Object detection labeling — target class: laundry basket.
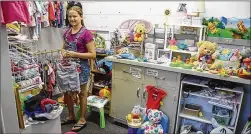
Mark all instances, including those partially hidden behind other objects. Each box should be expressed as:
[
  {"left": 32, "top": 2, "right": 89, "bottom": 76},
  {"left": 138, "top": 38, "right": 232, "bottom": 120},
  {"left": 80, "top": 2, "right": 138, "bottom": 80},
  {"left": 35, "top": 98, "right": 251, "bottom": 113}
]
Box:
[{"left": 183, "top": 103, "right": 201, "bottom": 117}]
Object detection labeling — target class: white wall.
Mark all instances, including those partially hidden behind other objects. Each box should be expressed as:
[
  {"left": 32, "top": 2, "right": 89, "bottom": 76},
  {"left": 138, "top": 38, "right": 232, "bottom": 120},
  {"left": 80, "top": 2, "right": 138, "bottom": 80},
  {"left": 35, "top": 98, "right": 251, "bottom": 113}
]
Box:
[
  {"left": 82, "top": 1, "right": 250, "bottom": 29},
  {"left": 81, "top": 1, "right": 250, "bottom": 49}
]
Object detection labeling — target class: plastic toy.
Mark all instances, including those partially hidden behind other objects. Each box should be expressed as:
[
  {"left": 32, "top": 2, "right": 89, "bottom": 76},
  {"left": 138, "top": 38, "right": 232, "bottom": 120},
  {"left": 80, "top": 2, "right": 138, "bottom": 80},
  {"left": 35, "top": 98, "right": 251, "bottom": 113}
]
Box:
[
  {"left": 167, "top": 38, "right": 178, "bottom": 50},
  {"left": 237, "top": 57, "right": 251, "bottom": 79},
  {"left": 195, "top": 56, "right": 209, "bottom": 72},
  {"left": 230, "top": 49, "right": 241, "bottom": 62},
  {"left": 177, "top": 43, "right": 188, "bottom": 50},
  {"left": 169, "top": 55, "right": 184, "bottom": 67},
  {"left": 210, "top": 48, "right": 241, "bottom": 75},
  {"left": 181, "top": 57, "right": 194, "bottom": 69},
  {"left": 126, "top": 105, "right": 145, "bottom": 128},
  {"left": 99, "top": 86, "right": 111, "bottom": 100},
  {"left": 134, "top": 23, "right": 146, "bottom": 42},
  {"left": 141, "top": 109, "right": 164, "bottom": 134}
]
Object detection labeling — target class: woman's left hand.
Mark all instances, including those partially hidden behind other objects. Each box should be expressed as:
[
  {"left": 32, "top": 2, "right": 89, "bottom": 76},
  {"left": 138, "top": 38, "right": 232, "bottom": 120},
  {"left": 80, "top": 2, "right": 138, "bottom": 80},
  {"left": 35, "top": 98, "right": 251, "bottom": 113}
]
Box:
[{"left": 63, "top": 50, "right": 76, "bottom": 58}]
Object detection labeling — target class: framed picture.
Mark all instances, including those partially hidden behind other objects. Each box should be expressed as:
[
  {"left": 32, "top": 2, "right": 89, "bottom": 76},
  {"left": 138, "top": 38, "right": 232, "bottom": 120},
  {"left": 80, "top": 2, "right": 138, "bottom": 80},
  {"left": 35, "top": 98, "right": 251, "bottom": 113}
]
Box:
[
  {"left": 157, "top": 49, "right": 172, "bottom": 63},
  {"left": 180, "top": 26, "right": 197, "bottom": 34}
]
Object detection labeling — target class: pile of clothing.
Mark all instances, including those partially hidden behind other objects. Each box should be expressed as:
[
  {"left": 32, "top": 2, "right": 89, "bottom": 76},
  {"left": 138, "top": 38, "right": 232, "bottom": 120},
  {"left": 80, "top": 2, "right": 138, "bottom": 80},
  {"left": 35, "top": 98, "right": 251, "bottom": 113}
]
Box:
[{"left": 23, "top": 91, "right": 63, "bottom": 122}]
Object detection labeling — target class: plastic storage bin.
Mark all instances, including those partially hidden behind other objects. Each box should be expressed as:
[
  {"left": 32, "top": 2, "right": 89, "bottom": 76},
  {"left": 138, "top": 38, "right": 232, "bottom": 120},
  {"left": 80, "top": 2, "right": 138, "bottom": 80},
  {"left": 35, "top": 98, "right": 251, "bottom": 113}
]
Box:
[
  {"left": 212, "top": 106, "right": 232, "bottom": 126},
  {"left": 183, "top": 103, "right": 201, "bottom": 117}
]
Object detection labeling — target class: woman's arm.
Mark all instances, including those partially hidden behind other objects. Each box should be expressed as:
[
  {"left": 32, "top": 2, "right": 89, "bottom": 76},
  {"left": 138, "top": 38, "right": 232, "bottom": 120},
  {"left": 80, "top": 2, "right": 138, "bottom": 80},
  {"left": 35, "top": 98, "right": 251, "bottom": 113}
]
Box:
[{"left": 68, "top": 40, "right": 96, "bottom": 59}]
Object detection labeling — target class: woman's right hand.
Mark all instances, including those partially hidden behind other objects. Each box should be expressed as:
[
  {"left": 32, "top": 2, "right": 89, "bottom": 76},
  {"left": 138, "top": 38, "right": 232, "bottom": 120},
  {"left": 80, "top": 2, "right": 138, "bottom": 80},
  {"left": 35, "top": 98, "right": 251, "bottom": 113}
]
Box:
[{"left": 61, "top": 49, "right": 68, "bottom": 58}]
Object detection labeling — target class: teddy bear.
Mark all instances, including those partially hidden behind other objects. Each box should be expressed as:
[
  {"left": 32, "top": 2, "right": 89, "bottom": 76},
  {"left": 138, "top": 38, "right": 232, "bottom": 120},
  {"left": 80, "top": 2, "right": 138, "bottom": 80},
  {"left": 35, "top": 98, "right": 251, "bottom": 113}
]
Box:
[
  {"left": 134, "top": 23, "right": 146, "bottom": 42},
  {"left": 193, "top": 41, "right": 218, "bottom": 71},
  {"left": 141, "top": 109, "right": 164, "bottom": 134}
]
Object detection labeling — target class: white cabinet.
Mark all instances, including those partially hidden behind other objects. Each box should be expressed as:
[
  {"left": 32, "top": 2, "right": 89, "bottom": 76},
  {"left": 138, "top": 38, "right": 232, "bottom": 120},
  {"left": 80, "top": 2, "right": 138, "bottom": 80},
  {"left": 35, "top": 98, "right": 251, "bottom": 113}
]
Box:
[{"left": 111, "top": 62, "right": 181, "bottom": 133}]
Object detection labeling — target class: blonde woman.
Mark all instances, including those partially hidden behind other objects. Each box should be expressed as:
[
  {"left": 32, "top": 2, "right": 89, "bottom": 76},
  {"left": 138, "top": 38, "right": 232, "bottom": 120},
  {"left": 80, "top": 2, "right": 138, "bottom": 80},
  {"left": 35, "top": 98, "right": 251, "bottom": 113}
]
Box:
[{"left": 61, "top": 4, "right": 96, "bottom": 132}]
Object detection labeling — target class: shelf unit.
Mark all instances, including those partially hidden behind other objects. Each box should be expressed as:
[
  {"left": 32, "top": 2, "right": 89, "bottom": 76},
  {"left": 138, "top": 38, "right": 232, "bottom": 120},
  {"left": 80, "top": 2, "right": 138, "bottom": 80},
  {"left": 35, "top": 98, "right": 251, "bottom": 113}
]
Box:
[
  {"left": 175, "top": 76, "right": 244, "bottom": 133},
  {"left": 164, "top": 24, "right": 207, "bottom": 50}
]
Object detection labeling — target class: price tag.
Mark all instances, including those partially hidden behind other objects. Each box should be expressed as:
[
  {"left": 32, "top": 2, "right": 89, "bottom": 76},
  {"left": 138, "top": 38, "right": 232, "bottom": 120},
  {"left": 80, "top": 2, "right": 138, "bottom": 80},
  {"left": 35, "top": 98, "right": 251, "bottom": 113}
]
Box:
[{"left": 146, "top": 69, "right": 158, "bottom": 77}]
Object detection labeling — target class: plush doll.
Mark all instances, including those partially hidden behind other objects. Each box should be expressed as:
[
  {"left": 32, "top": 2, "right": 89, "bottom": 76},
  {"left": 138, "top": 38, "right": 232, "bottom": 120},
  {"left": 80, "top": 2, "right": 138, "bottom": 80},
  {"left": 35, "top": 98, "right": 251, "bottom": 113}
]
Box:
[
  {"left": 141, "top": 109, "right": 164, "bottom": 134},
  {"left": 193, "top": 41, "right": 218, "bottom": 70},
  {"left": 134, "top": 23, "right": 146, "bottom": 42}
]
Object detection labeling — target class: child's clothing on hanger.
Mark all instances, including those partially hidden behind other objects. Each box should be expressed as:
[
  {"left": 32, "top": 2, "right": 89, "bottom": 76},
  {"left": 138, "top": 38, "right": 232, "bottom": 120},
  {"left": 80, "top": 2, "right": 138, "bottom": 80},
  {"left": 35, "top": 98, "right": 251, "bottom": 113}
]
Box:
[{"left": 146, "top": 85, "right": 167, "bottom": 110}]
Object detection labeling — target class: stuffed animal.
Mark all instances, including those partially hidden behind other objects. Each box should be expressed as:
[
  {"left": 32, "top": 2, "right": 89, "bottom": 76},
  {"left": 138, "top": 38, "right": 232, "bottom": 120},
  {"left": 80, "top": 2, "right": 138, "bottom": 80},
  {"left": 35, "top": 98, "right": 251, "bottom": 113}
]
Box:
[
  {"left": 141, "top": 109, "right": 164, "bottom": 134},
  {"left": 134, "top": 23, "right": 146, "bottom": 42},
  {"left": 194, "top": 41, "right": 218, "bottom": 70}
]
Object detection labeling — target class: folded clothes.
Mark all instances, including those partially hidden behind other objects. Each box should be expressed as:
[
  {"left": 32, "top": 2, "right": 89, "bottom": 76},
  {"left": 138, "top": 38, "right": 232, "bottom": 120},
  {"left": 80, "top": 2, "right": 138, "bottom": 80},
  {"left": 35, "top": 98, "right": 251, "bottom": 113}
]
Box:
[
  {"left": 34, "top": 106, "right": 63, "bottom": 120},
  {"left": 40, "top": 98, "right": 57, "bottom": 112}
]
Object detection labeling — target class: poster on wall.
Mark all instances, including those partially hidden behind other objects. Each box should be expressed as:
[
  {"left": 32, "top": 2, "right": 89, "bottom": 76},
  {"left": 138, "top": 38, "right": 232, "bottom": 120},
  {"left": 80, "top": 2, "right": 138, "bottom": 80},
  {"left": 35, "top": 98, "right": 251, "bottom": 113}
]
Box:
[{"left": 202, "top": 17, "right": 250, "bottom": 40}]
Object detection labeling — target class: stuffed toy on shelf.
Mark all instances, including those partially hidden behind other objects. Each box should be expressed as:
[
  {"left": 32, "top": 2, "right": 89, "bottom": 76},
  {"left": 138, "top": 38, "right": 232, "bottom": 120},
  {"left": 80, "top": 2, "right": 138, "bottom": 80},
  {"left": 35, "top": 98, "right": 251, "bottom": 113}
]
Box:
[
  {"left": 193, "top": 41, "right": 218, "bottom": 71},
  {"left": 134, "top": 23, "right": 146, "bottom": 42},
  {"left": 237, "top": 47, "right": 251, "bottom": 79}
]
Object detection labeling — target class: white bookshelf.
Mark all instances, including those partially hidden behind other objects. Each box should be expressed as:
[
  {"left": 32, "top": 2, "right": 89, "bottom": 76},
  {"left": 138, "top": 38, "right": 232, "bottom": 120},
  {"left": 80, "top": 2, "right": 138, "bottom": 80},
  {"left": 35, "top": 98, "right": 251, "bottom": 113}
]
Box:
[{"left": 175, "top": 76, "right": 244, "bottom": 133}]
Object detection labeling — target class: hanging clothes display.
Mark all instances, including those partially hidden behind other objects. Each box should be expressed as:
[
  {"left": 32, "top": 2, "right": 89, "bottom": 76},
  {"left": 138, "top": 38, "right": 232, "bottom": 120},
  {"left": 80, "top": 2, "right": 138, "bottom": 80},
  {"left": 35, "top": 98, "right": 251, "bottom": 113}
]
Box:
[
  {"left": 1, "top": 1, "right": 31, "bottom": 24},
  {"left": 0, "top": 4, "right": 4, "bottom": 24}
]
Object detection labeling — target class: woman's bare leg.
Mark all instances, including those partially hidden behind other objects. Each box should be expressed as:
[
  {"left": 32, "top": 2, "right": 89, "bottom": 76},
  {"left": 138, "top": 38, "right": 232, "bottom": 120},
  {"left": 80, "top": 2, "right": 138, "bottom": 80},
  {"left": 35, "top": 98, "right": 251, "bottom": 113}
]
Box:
[
  {"left": 64, "top": 92, "right": 76, "bottom": 120},
  {"left": 72, "top": 84, "right": 87, "bottom": 130}
]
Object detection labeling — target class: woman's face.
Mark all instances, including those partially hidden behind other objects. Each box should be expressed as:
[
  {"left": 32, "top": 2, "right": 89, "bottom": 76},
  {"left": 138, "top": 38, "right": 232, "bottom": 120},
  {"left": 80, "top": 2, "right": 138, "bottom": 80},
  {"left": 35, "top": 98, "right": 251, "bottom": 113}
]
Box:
[{"left": 68, "top": 10, "right": 83, "bottom": 26}]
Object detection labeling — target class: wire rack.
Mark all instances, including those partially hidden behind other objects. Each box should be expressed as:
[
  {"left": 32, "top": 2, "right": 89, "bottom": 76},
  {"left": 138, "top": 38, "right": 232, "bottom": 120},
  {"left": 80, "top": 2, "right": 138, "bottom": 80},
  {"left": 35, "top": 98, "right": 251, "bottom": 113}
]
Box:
[{"left": 8, "top": 39, "right": 42, "bottom": 92}]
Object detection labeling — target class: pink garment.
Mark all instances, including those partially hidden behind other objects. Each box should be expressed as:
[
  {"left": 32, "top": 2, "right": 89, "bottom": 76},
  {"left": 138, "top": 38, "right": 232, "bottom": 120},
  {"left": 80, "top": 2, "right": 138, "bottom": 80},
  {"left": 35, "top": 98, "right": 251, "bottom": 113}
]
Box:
[
  {"left": 0, "top": 4, "right": 4, "bottom": 24},
  {"left": 1, "top": 1, "right": 31, "bottom": 24},
  {"left": 47, "top": 64, "right": 55, "bottom": 92}
]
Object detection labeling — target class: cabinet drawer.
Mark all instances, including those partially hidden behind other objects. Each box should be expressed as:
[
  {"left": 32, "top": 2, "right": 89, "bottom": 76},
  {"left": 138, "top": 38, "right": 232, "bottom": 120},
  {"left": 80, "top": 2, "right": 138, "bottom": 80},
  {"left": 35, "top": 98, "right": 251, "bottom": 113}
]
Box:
[
  {"left": 144, "top": 68, "right": 178, "bottom": 88},
  {"left": 113, "top": 63, "right": 144, "bottom": 82}
]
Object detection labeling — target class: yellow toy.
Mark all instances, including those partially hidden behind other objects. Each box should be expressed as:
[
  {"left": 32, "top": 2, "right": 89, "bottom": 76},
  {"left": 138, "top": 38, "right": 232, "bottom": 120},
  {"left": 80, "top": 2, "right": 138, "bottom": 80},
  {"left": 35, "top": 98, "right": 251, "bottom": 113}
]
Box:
[
  {"left": 193, "top": 41, "right": 218, "bottom": 69},
  {"left": 99, "top": 86, "right": 111, "bottom": 100},
  {"left": 134, "top": 23, "right": 146, "bottom": 42},
  {"left": 126, "top": 105, "right": 144, "bottom": 128},
  {"left": 208, "top": 22, "right": 218, "bottom": 34}
]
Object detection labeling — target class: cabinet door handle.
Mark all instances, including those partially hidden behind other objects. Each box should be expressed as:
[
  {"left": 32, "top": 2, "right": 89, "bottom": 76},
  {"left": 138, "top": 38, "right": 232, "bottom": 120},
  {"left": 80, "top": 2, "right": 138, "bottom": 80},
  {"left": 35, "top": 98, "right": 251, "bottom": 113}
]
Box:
[
  {"left": 137, "top": 88, "right": 140, "bottom": 98},
  {"left": 155, "top": 76, "right": 165, "bottom": 80},
  {"left": 173, "top": 95, "right": 176, "bottom": 103},
  {"left": 143, "top": 89, "right": 146, "bottom": 99},
  {"left": 122, "top": 70, "right": 131, "bottom": 74}
]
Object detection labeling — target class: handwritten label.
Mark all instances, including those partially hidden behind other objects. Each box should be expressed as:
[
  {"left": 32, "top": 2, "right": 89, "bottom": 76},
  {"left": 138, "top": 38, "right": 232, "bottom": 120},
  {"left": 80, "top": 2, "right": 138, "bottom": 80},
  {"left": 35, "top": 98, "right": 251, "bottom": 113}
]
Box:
[
  {"left": 130, "top": 67, "right": 142, "bottom": 79},
  {"left": 146, "top": 69, "right": 158, "bottom": 77}
]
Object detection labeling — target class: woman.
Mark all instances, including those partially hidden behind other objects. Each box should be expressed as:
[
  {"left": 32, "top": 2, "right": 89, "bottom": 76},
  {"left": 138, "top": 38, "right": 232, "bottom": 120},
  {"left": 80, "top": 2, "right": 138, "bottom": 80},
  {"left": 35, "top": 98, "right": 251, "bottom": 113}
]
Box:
[{"left": 61, "top": 5, "right": 96, "bottom": 132}]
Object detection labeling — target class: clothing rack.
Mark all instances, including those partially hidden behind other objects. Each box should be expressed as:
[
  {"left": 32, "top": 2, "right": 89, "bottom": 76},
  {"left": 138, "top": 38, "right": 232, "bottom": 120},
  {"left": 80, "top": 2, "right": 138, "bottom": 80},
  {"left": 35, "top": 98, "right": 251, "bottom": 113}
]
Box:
[
  {"left": 33, "top": 49, "right": 62, "bottom": 55},
  {"left": 34, "top": 49, "right": 95, "bottom": 70}
]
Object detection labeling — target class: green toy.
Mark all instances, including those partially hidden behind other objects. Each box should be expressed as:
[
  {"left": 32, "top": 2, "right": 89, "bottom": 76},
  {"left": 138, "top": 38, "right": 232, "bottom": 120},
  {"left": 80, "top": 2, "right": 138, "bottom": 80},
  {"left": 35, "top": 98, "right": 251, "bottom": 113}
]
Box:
[
  {"left": 181, "top": 58, "right": 194, "bottom": 69},
  {"left": 169, "top": 55, "right": 184, "bottom": 67}
]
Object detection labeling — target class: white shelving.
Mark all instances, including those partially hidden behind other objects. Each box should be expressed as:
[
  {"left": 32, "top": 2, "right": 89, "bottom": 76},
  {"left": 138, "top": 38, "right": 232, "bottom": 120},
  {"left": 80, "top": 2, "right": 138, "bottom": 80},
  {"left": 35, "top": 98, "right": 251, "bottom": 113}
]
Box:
[
  {"left": 175, "top": 76, "right": 244, "bottom": 133},
  {"left": 170, "top": 24, "right": 207, "bottom": 28}
]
